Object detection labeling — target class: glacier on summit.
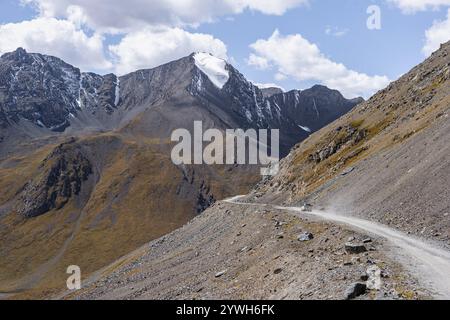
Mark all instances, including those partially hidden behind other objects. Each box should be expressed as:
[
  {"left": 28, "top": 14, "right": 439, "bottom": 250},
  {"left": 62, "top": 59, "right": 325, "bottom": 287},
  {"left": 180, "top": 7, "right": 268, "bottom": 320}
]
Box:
[{"left": 193, "top": 52, "right": 230, "bottom": 89}]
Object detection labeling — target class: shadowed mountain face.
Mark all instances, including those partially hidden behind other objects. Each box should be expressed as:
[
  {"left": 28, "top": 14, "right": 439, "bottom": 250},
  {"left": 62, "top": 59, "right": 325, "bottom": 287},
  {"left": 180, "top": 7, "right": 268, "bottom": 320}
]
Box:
[
  {"left": 0, "top": 49, "right": 362, "bottom": 155},
  {"left": 268, "top": 86, "right": 365, "bottom": 133},
  {"left": 260, "top": 87, "right": 284, "bottom": 98},
  {"left": 0, "top": 48, "right": 360, "bottom": 297},
  {"left": 0, "top": 48, "right": 118, "bottom": 132}
]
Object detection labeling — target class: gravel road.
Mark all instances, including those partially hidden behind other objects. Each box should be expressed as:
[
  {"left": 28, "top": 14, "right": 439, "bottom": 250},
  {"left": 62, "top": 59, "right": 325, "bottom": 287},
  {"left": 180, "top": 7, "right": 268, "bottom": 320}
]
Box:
[{"left": 226, "top": 196, "right": 450, "bottom": 299}]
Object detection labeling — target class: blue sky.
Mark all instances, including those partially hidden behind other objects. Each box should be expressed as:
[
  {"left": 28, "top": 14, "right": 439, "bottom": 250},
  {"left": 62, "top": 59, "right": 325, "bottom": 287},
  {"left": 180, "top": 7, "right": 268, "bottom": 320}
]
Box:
[
  {"left": 0, "top": 0, "right": 449, "bottom": 98},
  {"left": 198, "top": 0, "right": 440, "bottom": 87}
]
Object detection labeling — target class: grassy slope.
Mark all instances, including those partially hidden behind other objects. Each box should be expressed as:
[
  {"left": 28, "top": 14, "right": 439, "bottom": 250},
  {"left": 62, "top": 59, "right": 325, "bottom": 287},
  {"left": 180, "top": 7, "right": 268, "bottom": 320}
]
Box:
[{"left": 0, "top": 131, "right": 258, "bottom": 298}]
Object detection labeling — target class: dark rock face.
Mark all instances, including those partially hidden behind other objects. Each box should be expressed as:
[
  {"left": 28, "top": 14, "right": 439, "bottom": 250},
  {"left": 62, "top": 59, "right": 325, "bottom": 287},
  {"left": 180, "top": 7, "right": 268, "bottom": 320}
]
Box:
[
  {"left": 260, "top": 87, "right": 284, "bottom": 98},
  {"left": 119, "top": 56, "right": 194, "bottom": 111},
  {"left": 267, "top": 85, "right": 364, "bottom": 135},
  {"left": 15, "top": 139, "right": 93, "bottom": 218},
  {"left": 345, "top": 243, "right": 368, "bottom": 254},
  {"left": 0, "top": 48, "right": 360, "bottom": 155},
  {"left": 308, "top": 125, "right": 368, "bottom": 163},
  {"left": 190, "top": 60, "right": 362, "bottom": 156},
  {"left": 0, "top": 48, "right": 118, "bottom": 131},
  {"left": 79, "top": 72, "right": 118, "bottom": 114},
  {"left": 0, "top": 48, "right": 80, "bottom": 130},
  {"left": 196, "top": 181, "right": 215, "bottom": 214}
]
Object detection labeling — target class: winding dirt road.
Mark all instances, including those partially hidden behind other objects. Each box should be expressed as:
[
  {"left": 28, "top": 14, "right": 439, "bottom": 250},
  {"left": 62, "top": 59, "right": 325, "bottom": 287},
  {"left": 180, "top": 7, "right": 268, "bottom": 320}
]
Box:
[{"left": 225, "top": 196, "right": 450, "bottom": 299}]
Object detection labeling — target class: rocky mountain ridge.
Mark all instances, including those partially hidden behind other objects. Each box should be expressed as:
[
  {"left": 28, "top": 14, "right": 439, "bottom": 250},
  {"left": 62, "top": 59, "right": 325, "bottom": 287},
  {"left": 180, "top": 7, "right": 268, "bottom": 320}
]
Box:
[
  {"left": 0, "top": 48, "right": 362, "bottom": 298},
  {"left": 0, "top": 49, "right": 362, "bottom": 156}
]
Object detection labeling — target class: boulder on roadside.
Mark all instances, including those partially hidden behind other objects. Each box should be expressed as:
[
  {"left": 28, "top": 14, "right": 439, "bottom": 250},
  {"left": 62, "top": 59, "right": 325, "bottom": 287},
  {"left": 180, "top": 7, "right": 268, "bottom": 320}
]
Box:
[
  {"left": 341, "top": 167, "right": 355, "bottom": 176},
  {"left": 366, "top": 265, "right": 382, "bottom": 290},
  {"left": 215, "top": 270, "right": 227, "bottom": 278},
  {"left": 345, "top": 243, "right": 367, "bottom": 254},
  {"left": 298, "top": 232, "right": 314, "bottom": 242},
  {"left": 345, "top": 282, "right": 367, "bottom": 300},
  {"left": 273, "top": 268, "right": 283, "bottom": 274},
  {"left": 299, "top": 204, "right": 313, "bottom": 212}
]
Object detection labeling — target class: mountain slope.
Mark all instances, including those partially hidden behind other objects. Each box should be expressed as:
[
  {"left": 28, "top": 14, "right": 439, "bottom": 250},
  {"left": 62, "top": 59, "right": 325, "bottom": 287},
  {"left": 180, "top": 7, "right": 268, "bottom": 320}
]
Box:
[
  {"left": 65, "top": 41, "right": 450, "bottom": 301},
  {"left": 66, "top": 200, "right": 426, "bottom": 300},
  {"left": 251, "top": 42, "right": 450, "bottom": 246},
  {"left": 0, "top": 49, "right": 360, "bottom": 298}
]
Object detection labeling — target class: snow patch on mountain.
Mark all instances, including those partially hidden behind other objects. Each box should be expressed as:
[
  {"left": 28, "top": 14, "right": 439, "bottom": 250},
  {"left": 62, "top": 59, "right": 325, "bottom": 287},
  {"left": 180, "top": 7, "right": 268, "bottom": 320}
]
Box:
[
  {"left": 298, "top": 125, "right": 312, "bottom": 133},
  {"left": 194, "top": 53, "right": 229, "bottom": 89},
  {"left": 114, "top": 78, "right": 120, "bottom": 106},
  {"left": 77, "top": 75, "right": 84, "bottom": 108},
  {"left": 313, "top": 98, "right": 320, "bottom": 118},
  {"left": 245, "top": 110, "right": 253, "bottom": 122}
]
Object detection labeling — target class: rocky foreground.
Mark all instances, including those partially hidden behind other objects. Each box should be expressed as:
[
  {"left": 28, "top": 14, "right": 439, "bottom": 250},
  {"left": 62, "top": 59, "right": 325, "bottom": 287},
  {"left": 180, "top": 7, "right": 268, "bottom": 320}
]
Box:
[{"left": 65, "top": 201, "right": 428, "bottom": 300}]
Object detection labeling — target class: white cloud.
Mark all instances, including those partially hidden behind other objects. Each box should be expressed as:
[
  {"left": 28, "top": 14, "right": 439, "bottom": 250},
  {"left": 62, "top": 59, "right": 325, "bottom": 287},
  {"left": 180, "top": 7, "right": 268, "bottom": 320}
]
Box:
[
  {"left": 275, "top": 73, "right": 288, "bottom": 81},
  {"left": 387, "top": 1, "right": 450, "bottom": 56},
  {"left": 388, "top": 0, "right": 450, "bottom": 13},
  {"left": 423, "top": 8, "right": 450, "bottom": 55},
  {"left": 248, "top": 30, "right": 390, "bottom": 98},
  {"left": 22, "top": 0, "right": 308, "bottom": 32},
  {"left": 239, "top": 0, "right": 308, "bottom": 15},
  {"left": 0, "top": 17, "right": 229, "bottom": 76},
  {"left": 0, "top": 17, "right": 112, "bottom": 71},
  {"left": 109, "top": 27, "right": 228, "bottom": 75},
  {"left": 325, "top": 26, "right": 349, "bottom": 37},
  {"left": 9, "top": 1, "right": 309, "bottom": 76},
  {"left": 247, "top": 53, "right": 271, "bottom": 70}
]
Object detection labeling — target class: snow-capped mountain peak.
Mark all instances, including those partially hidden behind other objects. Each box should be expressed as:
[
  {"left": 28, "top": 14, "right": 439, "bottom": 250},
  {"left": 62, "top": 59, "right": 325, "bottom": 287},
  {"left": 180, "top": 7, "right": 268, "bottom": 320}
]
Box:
[
  {"left": 0, "top": 48, "right": 362, "bottom": 157},
  {"left": 193, "top": 52, "right": 230, "bottom": 89}
]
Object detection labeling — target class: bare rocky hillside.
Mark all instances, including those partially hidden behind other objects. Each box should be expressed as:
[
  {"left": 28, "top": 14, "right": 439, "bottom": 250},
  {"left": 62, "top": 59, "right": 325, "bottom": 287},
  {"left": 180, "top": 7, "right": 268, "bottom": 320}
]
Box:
[
  {"left": 252, "top": 41, "right": 450, "bottom": 247},
  {"left": 62, "top": 42, "right": 450, "bottom": 301}
]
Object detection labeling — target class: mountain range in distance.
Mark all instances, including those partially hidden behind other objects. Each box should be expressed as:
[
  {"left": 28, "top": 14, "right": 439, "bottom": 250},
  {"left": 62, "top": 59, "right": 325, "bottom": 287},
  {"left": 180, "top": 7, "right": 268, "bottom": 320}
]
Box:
[{"left": 0, "top": 47, "right": 363, "bottom": 298}]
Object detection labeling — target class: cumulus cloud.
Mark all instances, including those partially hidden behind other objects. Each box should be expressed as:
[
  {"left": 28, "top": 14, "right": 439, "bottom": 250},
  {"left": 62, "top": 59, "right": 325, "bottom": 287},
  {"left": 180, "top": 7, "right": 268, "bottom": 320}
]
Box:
[
  {"left": 423, "top": 8, "right": 450, "bottom": 55},
  {"left": 109, "top": 27, "right": 228, "bottom": 75},
  {"left": 0, "top": 17, "right": 112, "bottom": 71},
  {"left": 247, "top": 53, "right": 271, "bottom": 70},
  {"left": 22, "top": 0, "right": 308, "bottom": 32},
  {"left": 248, "top": 30, "right": 390, "bottom": 98},
  {"left": 387, "top": 1, "right": 450, "bottom": 56},
  {"left": 387, "top": 0, "right": 450, "bottom": 13},
  {"left": 325, "top": 26, "right": 349, "bottom": 37},
  {"left": 13, "top": 1, "right": 307, "bottom": 74}
]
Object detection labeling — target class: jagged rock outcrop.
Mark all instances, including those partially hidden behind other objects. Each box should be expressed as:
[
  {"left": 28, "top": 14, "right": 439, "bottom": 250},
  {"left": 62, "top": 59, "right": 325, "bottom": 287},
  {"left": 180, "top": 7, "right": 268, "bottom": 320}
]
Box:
[
  {"left": 308, "top": 125, "right": 367, "bottom": 163},
  {"left": 260, "top": 87, "right": 284, "bottom": 98},
  {"left": 0, "top": 48, "right": 118, "bottom": 131},
  {"left": 15, "top": 139, "right": 93, "bottom": 218},
  {"left": 267, "top": 85, "right": 364, "bottom": 135},
  {"left": 0, "top": 49, "right": 362, "bottom": 157}
]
